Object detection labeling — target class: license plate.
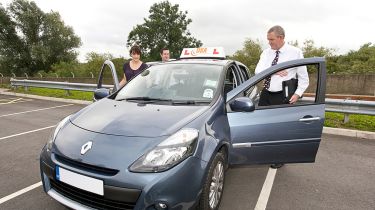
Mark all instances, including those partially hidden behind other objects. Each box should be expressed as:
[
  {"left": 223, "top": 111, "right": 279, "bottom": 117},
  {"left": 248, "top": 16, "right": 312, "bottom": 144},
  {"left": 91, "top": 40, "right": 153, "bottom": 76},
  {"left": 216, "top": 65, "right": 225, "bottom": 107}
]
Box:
[{"left": 56, "top": 165, "right": 104, "bottom": 196}]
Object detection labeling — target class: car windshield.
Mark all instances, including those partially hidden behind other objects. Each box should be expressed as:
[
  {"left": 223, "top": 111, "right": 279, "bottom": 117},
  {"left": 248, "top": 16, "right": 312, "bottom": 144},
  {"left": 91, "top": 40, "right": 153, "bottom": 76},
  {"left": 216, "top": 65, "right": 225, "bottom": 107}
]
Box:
[{"left": 115, "top": 63, "right": 222, "bottom": 103}]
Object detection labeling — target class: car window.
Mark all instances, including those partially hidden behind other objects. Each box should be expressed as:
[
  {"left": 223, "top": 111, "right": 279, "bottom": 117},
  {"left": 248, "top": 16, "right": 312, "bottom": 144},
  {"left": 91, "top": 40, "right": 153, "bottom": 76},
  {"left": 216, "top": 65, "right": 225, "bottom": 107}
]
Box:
[
  {"left": 238, "top": 64, "right": 250, "bottom": 81},
  {"left": 224, "top": 65, "right": 240, "bottom": 95},
  {"left": 115, "top": 64, "right": 222, "bottom": 102},
  {"left": 243, "top": 63, "right": 320, "bottom": 109}
]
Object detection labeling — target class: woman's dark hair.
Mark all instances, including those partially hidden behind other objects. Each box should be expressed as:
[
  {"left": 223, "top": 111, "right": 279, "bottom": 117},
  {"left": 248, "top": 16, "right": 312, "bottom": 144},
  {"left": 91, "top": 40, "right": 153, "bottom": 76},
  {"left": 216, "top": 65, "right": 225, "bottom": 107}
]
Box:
[{"left": 129, "top": 45, "right": 141, "bottom": 55}]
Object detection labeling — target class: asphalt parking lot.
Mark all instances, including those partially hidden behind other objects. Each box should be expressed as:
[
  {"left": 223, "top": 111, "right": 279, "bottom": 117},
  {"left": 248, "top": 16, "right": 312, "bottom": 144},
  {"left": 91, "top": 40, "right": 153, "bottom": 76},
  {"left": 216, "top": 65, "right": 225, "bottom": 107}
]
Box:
[{"left": 0, "top": 94, "right": 374, "bottom": 210}]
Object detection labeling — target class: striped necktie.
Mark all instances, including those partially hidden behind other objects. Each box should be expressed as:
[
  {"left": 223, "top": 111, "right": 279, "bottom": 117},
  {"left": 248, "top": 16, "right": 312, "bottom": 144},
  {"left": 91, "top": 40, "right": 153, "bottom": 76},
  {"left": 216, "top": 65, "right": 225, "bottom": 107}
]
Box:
[{"left": 264, "top": 50, "right": 280, "bottom": 89}]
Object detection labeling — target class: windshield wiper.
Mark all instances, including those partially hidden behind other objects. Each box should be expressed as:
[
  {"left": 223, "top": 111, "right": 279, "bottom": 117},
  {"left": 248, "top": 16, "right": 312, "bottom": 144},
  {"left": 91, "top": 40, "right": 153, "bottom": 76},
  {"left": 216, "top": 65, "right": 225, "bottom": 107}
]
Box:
[
  {"left": 117, "top": 97, "right": 172, "bottom": 103},
  {"left": 171, "top": 100, "right": 210, "bottom": 105},
  {"left": 117, "top": 97, "right": 210, "bottom": 105}
]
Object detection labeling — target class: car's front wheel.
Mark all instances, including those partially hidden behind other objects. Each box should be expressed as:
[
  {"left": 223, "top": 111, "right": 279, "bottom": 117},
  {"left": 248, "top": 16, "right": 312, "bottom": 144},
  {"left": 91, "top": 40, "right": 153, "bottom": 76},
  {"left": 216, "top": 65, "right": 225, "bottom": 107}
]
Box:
[{"left": 198, "top": 150, "right": 226, "bottom": 210}]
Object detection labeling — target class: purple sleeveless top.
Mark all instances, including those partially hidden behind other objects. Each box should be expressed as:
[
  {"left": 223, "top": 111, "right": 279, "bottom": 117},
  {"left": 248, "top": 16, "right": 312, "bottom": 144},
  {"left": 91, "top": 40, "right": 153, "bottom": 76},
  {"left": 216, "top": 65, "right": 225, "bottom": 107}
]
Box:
[{"left": 123, "top": 62, "right": 148, "bottom": 81}]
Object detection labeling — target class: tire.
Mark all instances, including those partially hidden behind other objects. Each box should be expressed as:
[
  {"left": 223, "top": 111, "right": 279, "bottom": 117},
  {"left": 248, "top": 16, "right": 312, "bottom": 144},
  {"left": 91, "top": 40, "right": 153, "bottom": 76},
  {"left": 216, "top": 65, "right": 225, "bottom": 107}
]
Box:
[{"left": 197, "top": 151, "right": 226, "bottom": 210}]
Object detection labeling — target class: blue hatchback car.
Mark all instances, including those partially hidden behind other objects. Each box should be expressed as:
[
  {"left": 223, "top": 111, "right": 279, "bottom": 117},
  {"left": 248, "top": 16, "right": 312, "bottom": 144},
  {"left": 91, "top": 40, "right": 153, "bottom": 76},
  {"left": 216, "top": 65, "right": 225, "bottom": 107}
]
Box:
[{"left": 40, "top": 47, "right": 326, "bottom": 210}]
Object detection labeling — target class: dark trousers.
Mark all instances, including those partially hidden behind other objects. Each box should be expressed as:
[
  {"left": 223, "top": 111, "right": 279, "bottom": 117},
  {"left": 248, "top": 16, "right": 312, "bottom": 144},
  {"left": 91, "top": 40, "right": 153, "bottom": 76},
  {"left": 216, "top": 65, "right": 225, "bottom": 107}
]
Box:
[{"left": 258, "top": 89, "right": 287, "bottom": 106}]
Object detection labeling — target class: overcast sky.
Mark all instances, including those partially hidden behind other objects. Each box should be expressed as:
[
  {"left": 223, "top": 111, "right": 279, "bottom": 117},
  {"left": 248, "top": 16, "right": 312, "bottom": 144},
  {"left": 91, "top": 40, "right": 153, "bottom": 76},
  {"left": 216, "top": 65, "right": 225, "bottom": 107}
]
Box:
[{"left": 2, "top": 0, "right": 374, "bottom": 61}]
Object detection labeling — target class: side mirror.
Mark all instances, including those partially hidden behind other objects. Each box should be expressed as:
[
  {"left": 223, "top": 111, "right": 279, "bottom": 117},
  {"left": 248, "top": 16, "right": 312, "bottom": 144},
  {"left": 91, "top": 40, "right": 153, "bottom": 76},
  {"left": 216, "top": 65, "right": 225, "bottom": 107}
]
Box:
[
  {"left": 230, "top": 97, "right": 255, "bottom": 112},
  {"left": 93, "top": 88, "right": 110, "bottom": 101}
]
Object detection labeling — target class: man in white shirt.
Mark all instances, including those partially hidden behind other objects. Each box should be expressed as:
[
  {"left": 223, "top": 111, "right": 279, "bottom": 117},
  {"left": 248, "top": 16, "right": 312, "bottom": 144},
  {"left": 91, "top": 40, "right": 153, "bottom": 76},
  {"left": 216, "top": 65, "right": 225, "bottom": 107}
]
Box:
[{"left": 255, "top": 25, "right": 309, "bottom": 106}]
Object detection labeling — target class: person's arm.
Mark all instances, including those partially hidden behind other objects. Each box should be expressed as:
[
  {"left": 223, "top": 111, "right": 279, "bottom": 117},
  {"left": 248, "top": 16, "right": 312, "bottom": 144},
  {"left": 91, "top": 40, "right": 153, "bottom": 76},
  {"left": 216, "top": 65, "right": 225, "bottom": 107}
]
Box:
[
  {"left": 294, "top": 66, "right": 309, "bottom": 97},
  {"left": 290, "top": 50, "right": 309, "bottom": 103},
  {"left": 255, "top": 51, "right": 267, "bottom": 74},
  {"left": 120, "top": 63, "right": 128, "bottom": 87},
  {"left": 119, "top": 74, "right": 127, "bottom": 87}
]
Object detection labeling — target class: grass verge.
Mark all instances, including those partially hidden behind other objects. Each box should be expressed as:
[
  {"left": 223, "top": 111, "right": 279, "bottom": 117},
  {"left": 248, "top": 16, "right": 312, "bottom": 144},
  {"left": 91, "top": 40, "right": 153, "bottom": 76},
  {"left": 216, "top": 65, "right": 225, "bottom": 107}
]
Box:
[
  {"left": 12, "top": 87, "right": 92, "bottom": 101},
  {"left": 325, "top": 112, "right": 375, "bottom": 132}
]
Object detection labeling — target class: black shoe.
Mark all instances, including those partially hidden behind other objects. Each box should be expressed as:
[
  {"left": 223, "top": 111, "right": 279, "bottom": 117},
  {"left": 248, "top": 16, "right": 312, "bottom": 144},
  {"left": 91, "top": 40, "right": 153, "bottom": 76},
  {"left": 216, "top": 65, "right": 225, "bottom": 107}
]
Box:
[{"left": 270, "top": 163, "right": 284, "bottom": 169}]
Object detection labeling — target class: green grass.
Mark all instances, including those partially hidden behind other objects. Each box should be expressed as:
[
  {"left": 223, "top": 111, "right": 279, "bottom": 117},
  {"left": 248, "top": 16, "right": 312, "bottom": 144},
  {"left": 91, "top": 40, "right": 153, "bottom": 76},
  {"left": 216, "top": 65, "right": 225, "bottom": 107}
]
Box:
[
  {"left": 12, "top": 87, "right": 93, "bottom": 101},
  {"left": 3, "top": 85, "right": 375, "bottom": 132},
  {"left": 0, "top": 84, "right": 11, "bottom": 88},
  {"left": 325, "top": 112, "right": 375, "bottom": 132}
]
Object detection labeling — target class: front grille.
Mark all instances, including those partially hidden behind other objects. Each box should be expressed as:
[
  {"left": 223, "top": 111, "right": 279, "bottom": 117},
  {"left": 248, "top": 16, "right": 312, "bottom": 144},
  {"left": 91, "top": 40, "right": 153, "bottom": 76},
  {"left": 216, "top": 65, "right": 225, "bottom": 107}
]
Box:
[
  {"left": 50, "top": 179, "right": 136, "bottom": 210},
  {"left": 55, "top": 154, "right": 119, "bottom": 176}
]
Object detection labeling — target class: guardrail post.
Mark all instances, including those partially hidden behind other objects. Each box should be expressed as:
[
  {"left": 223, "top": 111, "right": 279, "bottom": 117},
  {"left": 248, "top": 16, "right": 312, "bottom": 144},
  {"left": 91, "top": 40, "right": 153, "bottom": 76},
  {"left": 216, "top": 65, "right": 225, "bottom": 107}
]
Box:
[
  {"left": 64, "top": 80, "right": 70, "bottom": 96},
  {"left": 24, "top": 73, "right": 29, "bottom": 91},
  {"left": 11, "top": 73, "right": 17, "bottom": 90},
  {"left": 342, "top": 97, "right": 351, "bottom": 123},
  {"left": 343, "top": 114, "right": 350, "bottom": 123}
]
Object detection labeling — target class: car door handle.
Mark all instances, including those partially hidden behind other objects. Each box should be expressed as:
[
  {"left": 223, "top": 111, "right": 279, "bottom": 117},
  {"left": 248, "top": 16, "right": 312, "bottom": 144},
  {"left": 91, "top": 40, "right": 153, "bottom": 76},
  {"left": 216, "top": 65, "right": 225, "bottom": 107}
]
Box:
[{"left": 299, "top": 117, "right": 321, "bottom": 122}]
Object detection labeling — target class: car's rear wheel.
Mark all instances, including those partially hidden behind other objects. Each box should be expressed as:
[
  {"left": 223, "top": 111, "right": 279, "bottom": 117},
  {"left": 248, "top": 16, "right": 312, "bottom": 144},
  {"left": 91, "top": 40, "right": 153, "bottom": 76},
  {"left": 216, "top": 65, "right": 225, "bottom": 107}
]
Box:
[{"left": 198, "top": 150, "right": 226, "bottom": 210}]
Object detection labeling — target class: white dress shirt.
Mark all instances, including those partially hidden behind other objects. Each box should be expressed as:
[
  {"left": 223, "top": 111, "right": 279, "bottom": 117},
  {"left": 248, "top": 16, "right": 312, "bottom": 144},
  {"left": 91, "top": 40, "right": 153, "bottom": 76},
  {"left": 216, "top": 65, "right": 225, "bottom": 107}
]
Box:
[{"left": 255, "top": 43, "right": 309, "bottom": 97}]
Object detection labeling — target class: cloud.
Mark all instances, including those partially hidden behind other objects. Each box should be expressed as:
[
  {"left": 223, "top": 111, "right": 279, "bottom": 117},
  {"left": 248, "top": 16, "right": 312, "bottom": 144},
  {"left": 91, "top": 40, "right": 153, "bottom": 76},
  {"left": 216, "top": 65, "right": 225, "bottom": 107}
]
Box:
[{"left": 2, "top": 0, "right": 374, "bottom": 61}]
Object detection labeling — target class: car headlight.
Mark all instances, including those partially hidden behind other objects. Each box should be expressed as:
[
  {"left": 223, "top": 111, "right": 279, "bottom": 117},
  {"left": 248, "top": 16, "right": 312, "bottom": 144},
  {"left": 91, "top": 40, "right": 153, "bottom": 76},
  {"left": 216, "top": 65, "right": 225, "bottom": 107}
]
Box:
[
  {"left": 130, "top": 128, "right": 199, "bottom": 172},
  {"left": 46, "top": 115, "right": 71, "bottom": 151}
]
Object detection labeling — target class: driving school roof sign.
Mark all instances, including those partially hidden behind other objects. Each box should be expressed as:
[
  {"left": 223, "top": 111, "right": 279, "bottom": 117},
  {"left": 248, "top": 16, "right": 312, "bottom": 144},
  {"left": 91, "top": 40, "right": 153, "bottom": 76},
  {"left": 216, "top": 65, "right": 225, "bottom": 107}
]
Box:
[{"left": 180, "top": 47, "right": 226, "bottom": 59}]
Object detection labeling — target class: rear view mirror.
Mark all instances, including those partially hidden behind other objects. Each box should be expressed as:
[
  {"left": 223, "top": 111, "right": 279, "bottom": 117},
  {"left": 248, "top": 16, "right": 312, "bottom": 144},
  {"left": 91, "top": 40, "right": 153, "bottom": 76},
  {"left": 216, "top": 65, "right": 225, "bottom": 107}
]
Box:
[
  {"left": 230, "top": 97, "right": 255, "bottom": 112},
  {"left": 94, "top": 88, "right": 110, "bottom": 101}
]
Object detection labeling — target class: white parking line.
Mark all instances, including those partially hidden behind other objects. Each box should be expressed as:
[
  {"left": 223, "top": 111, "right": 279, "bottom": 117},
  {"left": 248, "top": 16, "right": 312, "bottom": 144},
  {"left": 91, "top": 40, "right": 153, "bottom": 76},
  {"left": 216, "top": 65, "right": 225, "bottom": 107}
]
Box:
[
  {"left": 0, "top": 104, "right": 74, "bottom": 118},
  {"left": 0, "top": 182, "right": 42, "bottom": 204},
  {"left": 254, "top": 168, "right": 277, "bottom": 210},
  {"left": 0, "top": 125, "right": 55, "bottom": 141}
]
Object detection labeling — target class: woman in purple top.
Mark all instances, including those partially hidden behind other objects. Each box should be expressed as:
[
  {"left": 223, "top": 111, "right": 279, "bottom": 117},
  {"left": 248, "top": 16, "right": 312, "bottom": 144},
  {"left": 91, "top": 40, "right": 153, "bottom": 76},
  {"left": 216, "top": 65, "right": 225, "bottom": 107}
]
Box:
[{"left": 119, "top": 45, "right": 148, "bottom": 87}]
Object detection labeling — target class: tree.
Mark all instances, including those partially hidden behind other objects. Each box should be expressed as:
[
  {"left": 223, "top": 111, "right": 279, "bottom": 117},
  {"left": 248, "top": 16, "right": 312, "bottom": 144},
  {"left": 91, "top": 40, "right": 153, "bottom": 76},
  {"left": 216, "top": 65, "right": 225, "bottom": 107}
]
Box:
[
  {"left": 50, "top": 52, "right": 126, "bottom": 79},
  {"left": 300, "top": 40, "right": 335, "bottom": 58},
  {"left": 127, "top": 0, "right": 202, "bottom": 61},
  {"left": 0, "top": 0, "right": 81, "bottom": 76},
  {"left": 0, "top": 2, "right": 25, "bottom": 75},
  {"left": 328, "top": 43, "right": 375, "bottom": 74},
  {"left": 230, "top": 38, "right": 263, "bottom": 73},
  {"left": 297, "top": 40, "right": 336, "bottom": 74},
  {"left": 83, "top": 52, "right": 117, "bottom": 78}
]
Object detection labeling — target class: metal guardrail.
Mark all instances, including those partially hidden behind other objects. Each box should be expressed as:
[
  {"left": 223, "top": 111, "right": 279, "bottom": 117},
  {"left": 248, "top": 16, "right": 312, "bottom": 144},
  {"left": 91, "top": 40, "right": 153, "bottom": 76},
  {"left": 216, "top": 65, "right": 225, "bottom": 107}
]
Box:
[
  {"left": 325, "top": 99, "right": 375, "bottom": 116},
  {"left": 301, "top": 97, "right": 375, "bottom": 116},
  {"left": 10, "top": 79, "right": 112, "bottom": 92},
  {"left": 9, "top": 79, "right": 375, "bottom": 117}
]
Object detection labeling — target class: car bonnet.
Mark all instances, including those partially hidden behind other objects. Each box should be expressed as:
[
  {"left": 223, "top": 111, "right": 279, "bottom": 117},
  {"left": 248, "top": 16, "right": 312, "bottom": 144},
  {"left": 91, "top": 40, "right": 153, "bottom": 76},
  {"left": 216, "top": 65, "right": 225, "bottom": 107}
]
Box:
[{"left": 70, "top": 98, "right": 208, "bottom": 137}]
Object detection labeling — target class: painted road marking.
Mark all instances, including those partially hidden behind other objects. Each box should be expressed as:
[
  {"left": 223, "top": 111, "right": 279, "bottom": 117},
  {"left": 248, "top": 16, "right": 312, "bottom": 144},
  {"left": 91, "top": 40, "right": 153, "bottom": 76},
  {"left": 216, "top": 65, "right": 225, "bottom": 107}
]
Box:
[
  {"left": 254, "top": 167, "right": 277, "bottom": 210},
  {"left": 0, "top": 125, "right": 55, "bottom": 141},
  {"left": 0, "top": 97, "right": 33, "bottom": 105},
  {"left": 0, "top": 104, "right": 74, "bottom": 118},
  {"left": 0, "top": 97, "right": 18, "bottom": 101},
  {"left": 0, "top": 182, "right": 42, "bottom": 205}
]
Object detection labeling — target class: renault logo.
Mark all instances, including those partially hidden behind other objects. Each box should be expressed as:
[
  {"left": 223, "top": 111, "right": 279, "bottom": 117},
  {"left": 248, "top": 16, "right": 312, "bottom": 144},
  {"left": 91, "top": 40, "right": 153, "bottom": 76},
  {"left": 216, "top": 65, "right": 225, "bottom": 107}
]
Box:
[{"left": 81, "top": 141, "right": 93, "bottom": 155}]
